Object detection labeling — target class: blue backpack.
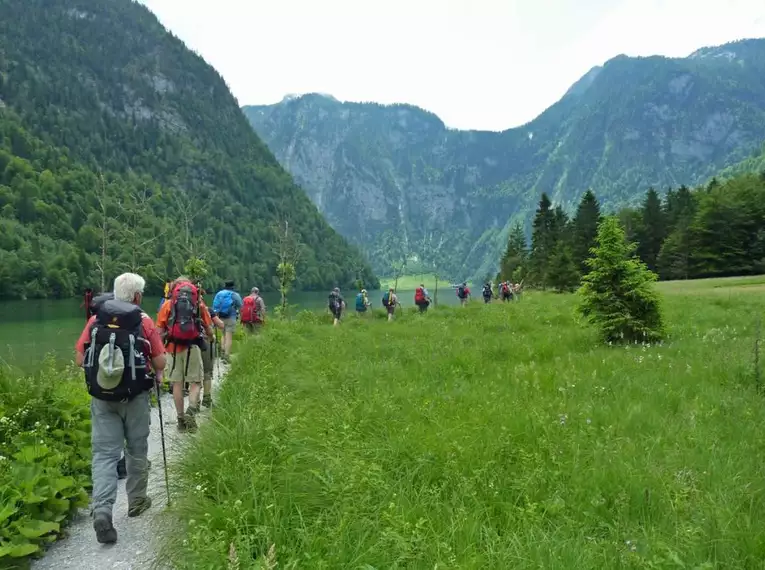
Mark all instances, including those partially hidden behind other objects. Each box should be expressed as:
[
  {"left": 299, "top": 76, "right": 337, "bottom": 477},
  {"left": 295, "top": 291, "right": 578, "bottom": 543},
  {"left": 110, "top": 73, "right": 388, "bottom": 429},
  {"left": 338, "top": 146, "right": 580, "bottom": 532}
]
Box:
[
  {"left": 355, "top": 293, "right": 366, "bottom": 311},
  {"left": 213, "top": 289, "right": 234, "bottom": 318}
]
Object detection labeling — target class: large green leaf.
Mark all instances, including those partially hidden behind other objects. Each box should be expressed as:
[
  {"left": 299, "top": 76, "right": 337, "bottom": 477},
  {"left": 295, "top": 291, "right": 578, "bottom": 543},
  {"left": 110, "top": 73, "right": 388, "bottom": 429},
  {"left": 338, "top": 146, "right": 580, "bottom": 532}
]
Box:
[
  {"left": 0, "top": 541, "right": 40, "bottom": 558},
  {"left": 0, "top": 501, "right": 17, "bottom": 526},
  {"left": 15, "top": 519, "right": 59, "bottom": 539},
  {"left": 13, "top": 444, "right": 50, "bottom": 464}
]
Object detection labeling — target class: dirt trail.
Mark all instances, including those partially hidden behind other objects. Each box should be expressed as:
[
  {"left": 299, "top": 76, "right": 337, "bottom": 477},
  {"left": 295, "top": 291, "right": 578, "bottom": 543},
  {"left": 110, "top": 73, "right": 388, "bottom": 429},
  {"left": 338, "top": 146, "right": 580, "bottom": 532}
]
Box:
[{"left": 32, "top": 360, "right": 229, "bottom": 570}]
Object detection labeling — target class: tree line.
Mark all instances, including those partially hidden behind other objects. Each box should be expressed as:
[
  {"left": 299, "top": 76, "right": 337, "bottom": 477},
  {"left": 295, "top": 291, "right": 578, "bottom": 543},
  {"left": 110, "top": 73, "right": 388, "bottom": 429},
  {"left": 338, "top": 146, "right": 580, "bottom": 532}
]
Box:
[
  {"left": 0, "top": 111, "right": 378, "bottom": 300},
  {"left": 498, "top": 171, "right": 765, "bottom": 290}
]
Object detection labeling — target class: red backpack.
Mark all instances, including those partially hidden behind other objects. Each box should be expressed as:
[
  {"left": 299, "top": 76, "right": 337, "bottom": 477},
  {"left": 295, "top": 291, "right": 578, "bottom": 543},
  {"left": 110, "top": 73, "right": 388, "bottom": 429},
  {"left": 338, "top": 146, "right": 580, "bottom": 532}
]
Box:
[
  {"left": 167, "top": 281, "right": 201, "bottom": 343},
  {"left": 241, "top": 295, "right": 261, "bottom": 323},
  {"left": 502, "top": 282, "right": 510, "bottom": 294},
  {"left": 414, "top": 287, "right": 425, "bottom": 304}
]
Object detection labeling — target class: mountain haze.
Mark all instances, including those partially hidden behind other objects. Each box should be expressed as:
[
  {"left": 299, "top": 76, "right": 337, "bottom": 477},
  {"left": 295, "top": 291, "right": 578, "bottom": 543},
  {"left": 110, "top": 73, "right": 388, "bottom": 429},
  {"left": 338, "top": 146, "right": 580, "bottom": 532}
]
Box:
[
  {"left": 0, "top": 0, "right": 376, "bottom": 299},
  {"left": 244, "top": 38, "right": 765, "bottom": 280}
]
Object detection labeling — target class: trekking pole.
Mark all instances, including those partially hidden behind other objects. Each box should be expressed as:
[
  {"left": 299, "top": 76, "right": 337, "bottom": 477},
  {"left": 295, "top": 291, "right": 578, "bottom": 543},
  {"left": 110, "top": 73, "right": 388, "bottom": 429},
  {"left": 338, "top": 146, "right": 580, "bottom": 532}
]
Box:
[
  {"left": 155, "top": 381, "right": 171, "bottom": 507},
  {"left": 214, "top": 327, "right": 222, "bottom": 378}
]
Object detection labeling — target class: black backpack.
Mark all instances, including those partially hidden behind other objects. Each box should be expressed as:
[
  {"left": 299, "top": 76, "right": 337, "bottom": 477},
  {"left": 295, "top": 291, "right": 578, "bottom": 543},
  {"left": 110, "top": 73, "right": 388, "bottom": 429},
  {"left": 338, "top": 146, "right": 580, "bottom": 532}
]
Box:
[
  {"left": 83, "top": 299, "right": 150, "bottom": 401},
  {"left": 328, "top": 293, "right": 341, "bottom": 312},
  {"left": 458, "top": 285, "right": 467, "bottom": 299}
]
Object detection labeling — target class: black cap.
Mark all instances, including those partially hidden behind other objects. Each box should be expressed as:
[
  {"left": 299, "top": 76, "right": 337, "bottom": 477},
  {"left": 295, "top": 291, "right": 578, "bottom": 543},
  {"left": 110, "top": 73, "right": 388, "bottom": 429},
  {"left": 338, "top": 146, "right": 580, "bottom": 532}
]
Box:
[{"left": 225, "top": 280, "right": 235, "bottom": 288}]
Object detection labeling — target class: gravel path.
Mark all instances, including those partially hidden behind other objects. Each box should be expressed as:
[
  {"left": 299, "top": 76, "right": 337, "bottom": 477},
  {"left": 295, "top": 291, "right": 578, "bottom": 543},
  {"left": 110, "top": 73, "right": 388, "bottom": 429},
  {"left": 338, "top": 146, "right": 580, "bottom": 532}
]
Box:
[{"left": 32, "top": 359, "right": 230, "bottom": 570}]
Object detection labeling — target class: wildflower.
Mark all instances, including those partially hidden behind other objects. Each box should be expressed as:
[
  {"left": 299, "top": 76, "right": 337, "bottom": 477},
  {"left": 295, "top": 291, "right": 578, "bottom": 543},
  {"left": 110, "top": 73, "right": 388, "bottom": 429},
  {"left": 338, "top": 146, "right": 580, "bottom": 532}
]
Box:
[
  {"left": 586, "top": 418, "right": 592, "bottom": 424},
  {"left": 559, "top": 414, "right": 568, "bottom": 425}
]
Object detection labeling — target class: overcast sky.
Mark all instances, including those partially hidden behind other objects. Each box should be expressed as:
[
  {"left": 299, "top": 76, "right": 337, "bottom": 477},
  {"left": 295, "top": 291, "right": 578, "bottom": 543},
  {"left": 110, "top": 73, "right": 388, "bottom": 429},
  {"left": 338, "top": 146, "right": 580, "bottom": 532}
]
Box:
[{"left": 137, "top": 0, "right": 765, "bottom": 131}]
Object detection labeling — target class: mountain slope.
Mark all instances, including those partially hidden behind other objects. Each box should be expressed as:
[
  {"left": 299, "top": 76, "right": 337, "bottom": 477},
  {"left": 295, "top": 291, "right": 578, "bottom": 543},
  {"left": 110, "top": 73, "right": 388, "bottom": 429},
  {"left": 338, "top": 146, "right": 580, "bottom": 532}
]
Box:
[
  {"left": 244, "top": 38, "right": 765, "bottom": 279},
  {"left": 0, "top": 0, "right": 376, "bottom": 299}
]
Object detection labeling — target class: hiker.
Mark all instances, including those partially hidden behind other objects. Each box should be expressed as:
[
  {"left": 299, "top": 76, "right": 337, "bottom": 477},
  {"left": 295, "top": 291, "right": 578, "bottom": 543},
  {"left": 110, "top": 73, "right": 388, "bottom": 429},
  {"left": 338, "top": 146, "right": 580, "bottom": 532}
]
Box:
[
  {"left": 414, "top": 284, "right": 431, "bottom": 312},
  {"left": 198, "top": 285, "right": 224, "bottom": 409},
  {"left": 241, "top": 286, "right": 266, "bottom": 333},
  {"left": 81, "top": 288, "right": 95, "bottom": 320},
  {"left": 87, "top": 291, "right": 135, "bottom": 479},
  {"left": 382, "top": 287, "right": 399, "bottom": 321},
  {"left": 456, "top": 282, "right": 471, "bottom": 306},
  {"left": 355, "top": 288, "right": 371, "bottom": 315},
  {"left": 212, "top": 280, "right": 242, "bottom": 361},
  {"left": 482, "top": 282, "right": 493, "bottom": 304},
  {"left": 156, "top": 276, "right": 215, "bottom": 432},
  {"left": 75, "top": 272, "right": 165, "bottom": 544},
  {"left": 328, "top": 287, "right": 345, "bottom": 326},
  {"left": 500, "top": 281, "right": 513, "bottom": 302},
  {"left": 513, "top": 282, "right": 523, "bottom": 301}
]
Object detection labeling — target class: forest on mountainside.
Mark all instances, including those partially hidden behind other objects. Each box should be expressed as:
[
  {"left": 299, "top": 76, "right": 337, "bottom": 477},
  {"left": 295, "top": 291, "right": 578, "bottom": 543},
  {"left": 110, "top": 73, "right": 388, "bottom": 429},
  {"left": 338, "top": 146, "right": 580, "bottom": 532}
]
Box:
[
  {"left": 498, "top": 171, "right": 765, "bottom": 291},
  {"left": 0, "top": 0, "right": 377, "bottom": 300}
]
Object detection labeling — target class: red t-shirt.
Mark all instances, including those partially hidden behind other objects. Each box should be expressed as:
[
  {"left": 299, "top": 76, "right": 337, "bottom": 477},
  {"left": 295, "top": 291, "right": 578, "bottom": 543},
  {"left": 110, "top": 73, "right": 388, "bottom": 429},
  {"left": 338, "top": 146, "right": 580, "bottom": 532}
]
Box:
[{"left": 75, "top": 312, "right": 165, "bottom": 359}]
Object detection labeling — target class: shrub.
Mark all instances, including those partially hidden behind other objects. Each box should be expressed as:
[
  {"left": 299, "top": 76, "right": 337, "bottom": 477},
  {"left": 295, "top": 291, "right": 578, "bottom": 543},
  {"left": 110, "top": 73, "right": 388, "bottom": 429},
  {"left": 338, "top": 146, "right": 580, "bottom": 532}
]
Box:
[
  {"left": 578, "top": 216, "right": 665, "bottom": 343},
  {"left": 0, "top": 360, "right": 90, "bottom": 563}
]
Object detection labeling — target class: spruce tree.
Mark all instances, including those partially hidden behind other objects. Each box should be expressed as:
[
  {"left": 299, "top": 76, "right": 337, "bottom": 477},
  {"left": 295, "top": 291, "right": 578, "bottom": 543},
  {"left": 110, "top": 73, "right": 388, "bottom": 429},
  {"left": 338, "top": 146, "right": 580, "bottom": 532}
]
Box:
[
  {"left": 578, "top": 216, "right": 665, "bottom": 344},
  {"left": 547, "top": 242, "right": 580, "bottom": 292},
  {"left": 572, "top": 189, "right": 601, "bottom": 274},
  {"left": 500, "top": 222, "right": 527, "bottom": 282},
  {"left": 529, "top": 193, "right": 555, "bottom": 288},
  {"left": 637, "top": 187, "right": 666, "bottom": 272}
]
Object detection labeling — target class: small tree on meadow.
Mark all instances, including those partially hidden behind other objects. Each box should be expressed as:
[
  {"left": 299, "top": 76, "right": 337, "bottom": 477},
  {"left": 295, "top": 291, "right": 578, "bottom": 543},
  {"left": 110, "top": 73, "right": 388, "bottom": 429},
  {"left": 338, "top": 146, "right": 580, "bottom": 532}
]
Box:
[{"left": 577, "top": 216, "right": 665, "bottom": 343}]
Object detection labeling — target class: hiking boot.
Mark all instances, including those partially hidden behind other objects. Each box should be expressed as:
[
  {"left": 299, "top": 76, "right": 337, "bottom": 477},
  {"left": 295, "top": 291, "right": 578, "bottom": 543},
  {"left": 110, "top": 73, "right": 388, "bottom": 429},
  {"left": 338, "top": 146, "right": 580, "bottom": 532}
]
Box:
[
  {"left": 116, "top": 456, "right": 127, "bottom": 480},
  {"left": 186, "top": 404, "right": 200, "bottom": 416},
  {"left": 202, "top": 395, "right": 213, "bottom": 409},
  {"left": 93, "top": 513, "right": 117, "bottom": 544},
  {"left": 177, "top": 415, "right": 197, "bottom": 433},
  {"left": 127, "top": 497, "right": 152, "bottom": 518}
]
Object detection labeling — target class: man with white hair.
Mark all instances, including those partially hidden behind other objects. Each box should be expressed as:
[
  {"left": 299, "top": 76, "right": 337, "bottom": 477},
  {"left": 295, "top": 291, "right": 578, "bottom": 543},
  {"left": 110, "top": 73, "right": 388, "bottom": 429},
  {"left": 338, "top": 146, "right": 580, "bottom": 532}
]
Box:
[
  {"left": 240, "top": 286, "right": 266, "bottom": 333},
  {"left": 75, "top": 272, "right": 166, "bottom": 544}
]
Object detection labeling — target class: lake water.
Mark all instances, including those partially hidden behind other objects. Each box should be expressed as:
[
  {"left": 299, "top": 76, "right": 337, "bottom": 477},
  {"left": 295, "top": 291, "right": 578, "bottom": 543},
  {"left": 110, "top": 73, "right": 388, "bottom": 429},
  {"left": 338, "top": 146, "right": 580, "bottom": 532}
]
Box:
[{"left": 0, "top": 288, "right": 459, "bottom": 372}]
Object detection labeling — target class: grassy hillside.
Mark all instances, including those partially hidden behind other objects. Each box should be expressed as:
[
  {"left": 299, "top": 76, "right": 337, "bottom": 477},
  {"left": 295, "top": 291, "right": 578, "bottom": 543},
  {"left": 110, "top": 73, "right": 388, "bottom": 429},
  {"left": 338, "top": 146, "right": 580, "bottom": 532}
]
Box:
[
  {"left": 163, "top": 276, "right": 765, "bottom": 568},
  {"left": 0, "top": 0, "right": 377, "bottom": 298}
]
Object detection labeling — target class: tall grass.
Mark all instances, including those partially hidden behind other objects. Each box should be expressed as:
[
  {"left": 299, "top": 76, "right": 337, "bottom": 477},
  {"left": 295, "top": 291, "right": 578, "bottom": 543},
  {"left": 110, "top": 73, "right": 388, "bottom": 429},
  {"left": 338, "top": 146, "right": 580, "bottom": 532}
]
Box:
[{"left": 163, "top": 280, "right": 765, "bottom": 569}]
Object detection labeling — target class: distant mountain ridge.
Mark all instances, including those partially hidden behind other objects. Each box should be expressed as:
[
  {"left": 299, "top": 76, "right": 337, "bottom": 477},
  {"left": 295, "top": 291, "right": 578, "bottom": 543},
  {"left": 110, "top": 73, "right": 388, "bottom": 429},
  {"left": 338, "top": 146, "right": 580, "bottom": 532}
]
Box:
[{"left": 244, "top": 38, "right": 765, "bottom": 280}]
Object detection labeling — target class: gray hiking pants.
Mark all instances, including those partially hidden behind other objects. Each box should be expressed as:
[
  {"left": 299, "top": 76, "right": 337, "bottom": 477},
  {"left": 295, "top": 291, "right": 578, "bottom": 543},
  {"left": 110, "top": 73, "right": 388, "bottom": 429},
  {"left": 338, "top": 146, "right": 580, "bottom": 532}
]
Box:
[{"left": 91, "top": 392, "right": 151, "bottom": 517}]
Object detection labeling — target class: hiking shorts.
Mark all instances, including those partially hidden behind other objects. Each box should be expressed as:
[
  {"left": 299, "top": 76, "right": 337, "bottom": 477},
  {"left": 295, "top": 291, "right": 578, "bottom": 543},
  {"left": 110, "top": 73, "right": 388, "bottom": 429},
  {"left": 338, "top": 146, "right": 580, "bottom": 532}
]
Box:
[
  {"left": 166, "top": 346, "right": 204, "bottom": 384},
  {"left": 386, "top": 305, "right": 395, "bottom": 315},
  {"left": 200, "top": 341, "right": 214, "bottom": 378},
  {"left": 222, "top": 316, "right": 237, "bottom": 334}
]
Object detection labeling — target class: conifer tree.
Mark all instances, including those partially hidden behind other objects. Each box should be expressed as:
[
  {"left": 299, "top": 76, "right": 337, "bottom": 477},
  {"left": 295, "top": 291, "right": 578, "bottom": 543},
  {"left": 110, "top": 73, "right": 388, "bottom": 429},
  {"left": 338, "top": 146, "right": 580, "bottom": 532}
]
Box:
[
  {"left": 529, "top": 193, "right": 555, "bottom": 288},
  {"left": 578, "top": 216, "right": 665, "bottom": 343},
  {"left": 572, "top": 189, "right": 601, "bottom": 274},
  {"left": 637, "top": 187, "right": 666, "bottom": 271},
  {"left": 547, "top": 241, "right": 580, "bottom": 292},
  {"left": 499, "top": 222, "right": 527, "bottom": 282}
]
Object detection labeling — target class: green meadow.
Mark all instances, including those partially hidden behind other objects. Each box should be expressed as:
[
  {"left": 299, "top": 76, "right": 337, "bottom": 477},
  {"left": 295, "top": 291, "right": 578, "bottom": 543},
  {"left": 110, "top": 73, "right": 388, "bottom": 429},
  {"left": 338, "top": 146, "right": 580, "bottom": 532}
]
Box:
[{"left": 163, "top": 277, "right": 765, "bottom": 569}]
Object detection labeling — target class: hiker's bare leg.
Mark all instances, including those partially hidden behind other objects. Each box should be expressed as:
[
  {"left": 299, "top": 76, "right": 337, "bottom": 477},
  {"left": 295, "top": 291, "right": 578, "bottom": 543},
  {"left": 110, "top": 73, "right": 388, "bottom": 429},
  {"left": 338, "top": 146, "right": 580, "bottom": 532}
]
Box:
[
  {"left": 188, "top": 382, "right": 201, "bottom": 409},
  {"left": 172, "top": 381, "right": 184, "bottom": 416},
  {"left": 223, "top": 332, "right": 233, "bottom": 357}
]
